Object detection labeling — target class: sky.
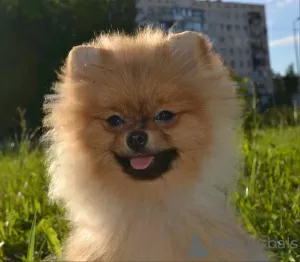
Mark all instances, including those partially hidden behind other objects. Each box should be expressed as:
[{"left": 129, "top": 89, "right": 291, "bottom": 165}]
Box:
[{"left": 223, "top": 0, "right": 300, "bottom": 75}]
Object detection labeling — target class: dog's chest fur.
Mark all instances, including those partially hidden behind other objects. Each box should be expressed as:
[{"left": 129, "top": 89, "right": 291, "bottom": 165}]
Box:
[{"left": 64, "top": 186, "right": 269, "bottom": 261}]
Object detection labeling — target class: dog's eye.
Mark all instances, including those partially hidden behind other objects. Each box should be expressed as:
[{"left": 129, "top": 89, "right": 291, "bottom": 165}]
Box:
[
  {"left": 155, "top": 110, "right": 175, "bottom": 123},
  {"left": 106, "top": 115, "right": 125, "bottom": 127}
]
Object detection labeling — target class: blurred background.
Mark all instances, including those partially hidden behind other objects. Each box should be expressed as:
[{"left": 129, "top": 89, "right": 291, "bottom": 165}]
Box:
[
  {"left": 0, "top": 0, "right": 137, "bottom": 140},
  {"left": 1, "top": 0, "right": 300, "bottom": 139}
]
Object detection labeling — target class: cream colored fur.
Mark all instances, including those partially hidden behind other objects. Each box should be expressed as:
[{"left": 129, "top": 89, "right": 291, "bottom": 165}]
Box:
[{"left": 44, "top": 28, "right": 270, "bottom": 261}]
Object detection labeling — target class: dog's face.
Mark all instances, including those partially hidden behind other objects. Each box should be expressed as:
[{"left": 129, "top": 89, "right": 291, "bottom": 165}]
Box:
[
  {"left": 81, "top": 70, "right": 209, "bottom": 183},
  {"left": 45, "top": 29, "right": 237, "bottom": 196}
]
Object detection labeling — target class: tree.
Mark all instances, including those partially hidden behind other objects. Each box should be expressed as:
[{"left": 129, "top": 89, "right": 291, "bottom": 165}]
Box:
[
  {"left": 285, "top": 63, "right": 297, "bottom": 77},
  {"left": 0, "top": 0, "right": 137, "bottom": 138},
  {"left": 273, "top": 63, "right": 299, "bottom": 106}
]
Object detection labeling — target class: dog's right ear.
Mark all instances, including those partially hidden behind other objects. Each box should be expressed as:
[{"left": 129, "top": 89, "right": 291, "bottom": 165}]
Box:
[
  {"left": 65, "top": 45, "right": 102, "bottom": 82},
  {"left": 168, "top": 31, "right": 213, "bottom": 65}
]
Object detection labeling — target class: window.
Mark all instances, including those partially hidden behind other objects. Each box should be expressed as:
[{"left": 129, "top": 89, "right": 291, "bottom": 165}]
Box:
[
  {"left": 231, "top": 60, "right": 235, "bottom": 68},
  {"left": 247, "top": 60, "right": 251, "bottom": 68},
  {"left": 240, "top": 61, "right": 244, "bottom": 68},
  {"left": 194, "top": 23, "right": 201, "bottom": 31},
  {"left": 210, "top": 36, "right": 216, "bottom": 43},
  {"left": 148, "top": 8, "right": 154, "bottom": 14},
  {"left": 258, "top": 70, "right": 263, "bottom": 77},
  {"left": 220, "top": 24, "right": 224, "bottom": 30},
  {"left": 229, "top": 48, "right": 234, "bottom": 55},
  {"left": 219, "top": 36, "right": 225, "bottom": 43},
  {"left": 184, "top": 22, "right": 194, "bottom": 30},
  {"left": 164, "top": 8, "right": 172, "bottom": 15},
  {"left": 172, "top": 8, "right": 179, "bottom": 15},
  {"left": 235, "top": 25, "right": 240, "bottom": 31},
  {"left": 220, "top": 48, "right": 226, "bottom": 54},
  {"left": 244, "top": 25, "right": 248, "bottom": 32},
  {"left": 192, "top": 10, "right": 202, "bottom": 17},
  {"left": 227, "top": 24, "right": 232, "bottom": 31}
]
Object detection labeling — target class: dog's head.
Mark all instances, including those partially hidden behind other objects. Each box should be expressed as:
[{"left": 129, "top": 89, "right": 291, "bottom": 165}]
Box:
[{"left": 44, "top": 29, "right": 239, "bottom": 201}]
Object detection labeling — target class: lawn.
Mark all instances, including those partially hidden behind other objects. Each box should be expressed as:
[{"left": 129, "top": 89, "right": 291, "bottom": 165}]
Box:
[
  {"left": 0, "top": 124, "right": 299, "bottom": 261},
  {"left": 235, "top": 126, "right": 300, "bottom": 262}
]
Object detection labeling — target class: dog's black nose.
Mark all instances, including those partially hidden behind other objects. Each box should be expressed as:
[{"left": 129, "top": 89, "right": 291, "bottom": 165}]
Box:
[{"left": 126, "top": 131, "right": 148, "bottom": 151}]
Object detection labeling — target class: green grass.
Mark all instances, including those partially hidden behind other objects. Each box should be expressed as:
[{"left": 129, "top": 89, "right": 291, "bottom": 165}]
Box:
[
  {"left": 0, "top": 140, "right": 68, "bottom": 261},
  {"left": 0, "top": 123, "right": 299, "bottom": 261},
  {"left": 234, "top": 127, "right": 300, "bottom": 262}
]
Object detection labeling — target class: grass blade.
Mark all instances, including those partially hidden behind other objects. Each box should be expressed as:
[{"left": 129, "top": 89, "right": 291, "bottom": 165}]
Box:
[{"left": 27, "top": 212, "right": 37, "bottom": 262}]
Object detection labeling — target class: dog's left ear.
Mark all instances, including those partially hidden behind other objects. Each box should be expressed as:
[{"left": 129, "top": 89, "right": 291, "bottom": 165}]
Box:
[
  {"left": 167, "top": 31, "right": 214, "bottom": 67},
  {"left": 65, "top": 45, "right": 101, "bottom": 82}
]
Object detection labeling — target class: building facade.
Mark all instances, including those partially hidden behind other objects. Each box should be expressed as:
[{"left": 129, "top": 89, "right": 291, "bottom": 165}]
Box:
[{"left": 136, "top": 0, "right": 274, "bottom": 99}]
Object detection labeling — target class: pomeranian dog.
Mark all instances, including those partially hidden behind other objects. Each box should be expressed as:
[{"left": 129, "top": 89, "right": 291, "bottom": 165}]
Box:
[{"left": 43, "top": 27, "right": 270, "bottom": 261}]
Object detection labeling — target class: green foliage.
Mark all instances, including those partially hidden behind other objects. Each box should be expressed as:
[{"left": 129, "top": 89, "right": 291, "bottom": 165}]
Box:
[
  {"left": 285, "top": 63, "right": 297, "bottom": 77},
  {"left": 233, "top": 72, "right": 300, "bottom": 132},
  {"left": 0, "top": 0, "right": 137, "bottom": 137},
  {"left": 234, "top": 127, "right": 300, "bottom": 262},
  {"left": 0, "top": 129, "right": 68, "bottom": 261},
  {"left": 273, "top": 63, "right": 299, "bottom": 107},
  {"left": 233, "top": 77, "right": 300, "bottom": 261},
  {"left": 241, "top": 106, "right": 300, "bottom": 133},
  {"left": 273, "top": 76, "right": 299, "bottom": 107},
  {"left": 27, "top": 212, "right": 37, "bottom": 262}
]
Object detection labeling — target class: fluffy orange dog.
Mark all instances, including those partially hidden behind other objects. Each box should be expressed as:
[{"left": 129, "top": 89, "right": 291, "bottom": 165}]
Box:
[{"left": 43, "top": 28, "right": 270, "bottom": 261}]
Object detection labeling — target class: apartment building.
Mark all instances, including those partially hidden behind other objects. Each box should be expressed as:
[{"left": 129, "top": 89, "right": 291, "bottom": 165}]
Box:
[{"left": 136, "top": 0, "right": 274, "bottom": 97}]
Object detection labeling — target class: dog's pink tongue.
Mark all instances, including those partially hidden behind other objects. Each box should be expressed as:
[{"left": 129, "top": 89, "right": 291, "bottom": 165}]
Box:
[{"left": 130, "top": 156, "right": 154, "bottom": 170}]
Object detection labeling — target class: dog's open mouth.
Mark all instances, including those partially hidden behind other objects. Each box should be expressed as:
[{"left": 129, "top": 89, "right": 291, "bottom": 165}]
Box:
[{"left": 114, "top": 149, "right": 178, "bottom": 180}]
